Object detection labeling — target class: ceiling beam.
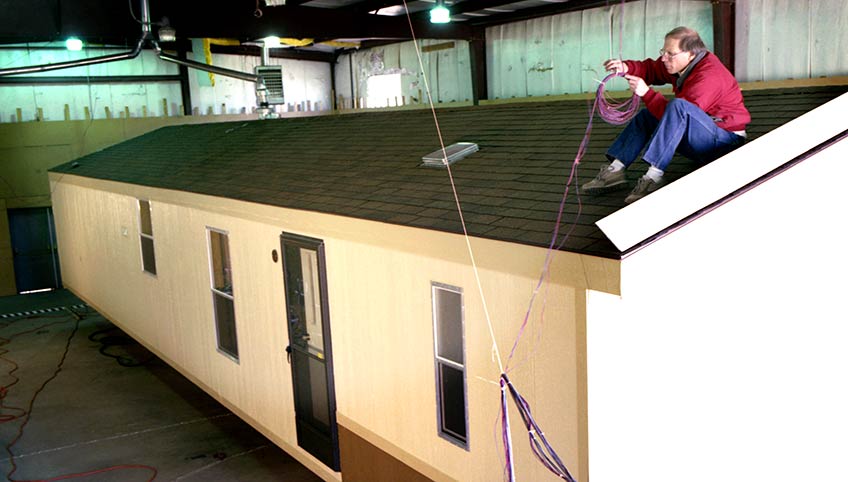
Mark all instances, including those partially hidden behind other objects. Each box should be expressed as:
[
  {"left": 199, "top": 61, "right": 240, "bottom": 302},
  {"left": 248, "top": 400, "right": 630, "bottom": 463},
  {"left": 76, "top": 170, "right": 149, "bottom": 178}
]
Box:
[
  {"left": 337, "top": 0, "right": 407, "bottom": 15},
  {"left": 165, "top": 5, "right": 473, "bottom": 41},
  {"left": 0, "top": 0, "right": 473, "bottom": 46},
  {"left": 467, "top": 0, "right": 642, "bottom": 28},
  {"left": 209, "top": 44, "right": 337, "bottom": 63}
]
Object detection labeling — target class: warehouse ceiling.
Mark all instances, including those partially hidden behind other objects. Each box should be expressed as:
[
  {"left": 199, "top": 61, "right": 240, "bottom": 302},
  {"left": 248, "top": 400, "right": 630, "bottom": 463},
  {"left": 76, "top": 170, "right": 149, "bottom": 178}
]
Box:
[{"left": 0, "top": 0, "right": 641, "bottom": 60}]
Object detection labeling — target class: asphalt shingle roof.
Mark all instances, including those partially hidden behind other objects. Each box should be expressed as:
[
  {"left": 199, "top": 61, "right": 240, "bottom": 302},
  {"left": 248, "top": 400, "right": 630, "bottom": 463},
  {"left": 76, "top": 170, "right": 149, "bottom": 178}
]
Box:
[{"left": 51, "top": 85, "right": 846, "bottom": 259}]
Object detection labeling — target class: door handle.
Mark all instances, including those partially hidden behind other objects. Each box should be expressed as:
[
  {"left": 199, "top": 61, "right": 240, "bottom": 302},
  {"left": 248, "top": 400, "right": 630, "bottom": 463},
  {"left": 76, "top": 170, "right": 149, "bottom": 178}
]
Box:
[{"left": 285, "top": 345, "right": 292, "bottom": 364}]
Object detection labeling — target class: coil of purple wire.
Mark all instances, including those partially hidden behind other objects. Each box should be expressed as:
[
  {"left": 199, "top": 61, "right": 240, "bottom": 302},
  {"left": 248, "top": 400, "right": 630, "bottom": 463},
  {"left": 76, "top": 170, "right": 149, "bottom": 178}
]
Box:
[{"left": 596, "top": 72, "right": 641, "bottom": 125}]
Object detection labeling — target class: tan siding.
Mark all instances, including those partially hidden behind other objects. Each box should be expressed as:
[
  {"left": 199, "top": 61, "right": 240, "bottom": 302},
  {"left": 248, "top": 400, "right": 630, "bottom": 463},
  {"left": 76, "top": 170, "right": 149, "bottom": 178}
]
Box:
[{"left": 50, "top": 173, "right": 619, "bottom": 482}]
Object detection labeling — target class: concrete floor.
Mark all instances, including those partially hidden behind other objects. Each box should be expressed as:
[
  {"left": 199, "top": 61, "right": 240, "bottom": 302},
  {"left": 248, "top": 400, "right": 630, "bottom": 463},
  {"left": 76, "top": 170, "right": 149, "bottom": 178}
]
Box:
[{"left": 0, "top": 289, "right": 321, "bottom": 482}]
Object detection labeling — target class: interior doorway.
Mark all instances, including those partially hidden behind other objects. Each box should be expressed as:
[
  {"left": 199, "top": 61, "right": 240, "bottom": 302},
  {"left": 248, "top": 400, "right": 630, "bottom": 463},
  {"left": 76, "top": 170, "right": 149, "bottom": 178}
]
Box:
[{"left": 8, "top": 207, "right": 62, "bottom": 293}]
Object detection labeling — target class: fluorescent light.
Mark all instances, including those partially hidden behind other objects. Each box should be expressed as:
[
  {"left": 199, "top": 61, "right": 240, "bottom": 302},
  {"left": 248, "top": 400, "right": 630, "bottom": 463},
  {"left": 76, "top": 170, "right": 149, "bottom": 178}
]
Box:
[
  {"left": 65, "top": 37, "right": 83, "bottom": 51},
  {"left": 430, "top": 1, "right": 451, "bottom": 23},
  {"left": 263, "top": 36, "right": 281, "bottom": 48},
  {"left": 20, "top": 288, "right": 54, "bottom": 295}
]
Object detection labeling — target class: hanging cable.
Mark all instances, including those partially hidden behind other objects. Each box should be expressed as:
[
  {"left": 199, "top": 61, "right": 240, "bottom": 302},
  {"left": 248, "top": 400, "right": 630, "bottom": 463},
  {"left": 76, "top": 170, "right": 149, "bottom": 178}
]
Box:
[
  {"left": 398, "top": 0, "right": 638, "bottom": 480},
  {"left": 401, "top": 0, "right": 504, "bottom": 375}
]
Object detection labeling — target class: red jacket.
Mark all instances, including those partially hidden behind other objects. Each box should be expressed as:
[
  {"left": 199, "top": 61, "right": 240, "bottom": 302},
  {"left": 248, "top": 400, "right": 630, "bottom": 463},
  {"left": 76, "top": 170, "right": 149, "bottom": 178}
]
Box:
[{"left": 624, "top": 52, "right": 750, "bottom": 132}]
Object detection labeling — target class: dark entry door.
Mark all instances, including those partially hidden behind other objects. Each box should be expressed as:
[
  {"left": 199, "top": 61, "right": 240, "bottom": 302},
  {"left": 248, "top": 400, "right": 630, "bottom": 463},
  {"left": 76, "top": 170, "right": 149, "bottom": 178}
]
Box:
[
  {"left": 8, "top": 207, "right": 62, "bottom": 293},
  {"left": 280, "top": 232, "right": 339, "bottom": 471}
]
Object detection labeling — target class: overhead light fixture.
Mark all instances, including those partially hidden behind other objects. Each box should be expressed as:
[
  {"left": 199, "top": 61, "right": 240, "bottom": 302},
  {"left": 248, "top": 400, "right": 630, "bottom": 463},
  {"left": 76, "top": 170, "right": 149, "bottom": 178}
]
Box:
[
  {"left": 158, "top": 26, "right": 176, "bottom": 42},
  {"left": 430, "top": 0, "right": 451, "bottom": 23},
  {"left": 65, "top": 37, "right": 83, "bottom": 51},
  {"left": 263, "top": 36, "right": 281, "bottom": 48}
]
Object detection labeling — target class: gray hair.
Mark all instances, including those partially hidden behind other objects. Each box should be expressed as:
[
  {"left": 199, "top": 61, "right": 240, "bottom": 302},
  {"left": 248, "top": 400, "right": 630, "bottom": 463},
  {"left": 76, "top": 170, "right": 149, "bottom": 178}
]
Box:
[{"left": 665, "top": 26, "right": 707, "bottom": 54}]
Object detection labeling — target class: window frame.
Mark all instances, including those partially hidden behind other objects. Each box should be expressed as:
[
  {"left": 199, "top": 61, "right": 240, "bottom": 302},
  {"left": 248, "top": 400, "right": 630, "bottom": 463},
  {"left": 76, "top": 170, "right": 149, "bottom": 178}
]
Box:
[
  {"left": 206, "top": 227, "right": 239, "bottom": 363},
  {"left": 137, "top": 199, "right": 157, "bottom": 276},
  {"left": 431, "top": 281, "right": 469, "bottom": 450}
]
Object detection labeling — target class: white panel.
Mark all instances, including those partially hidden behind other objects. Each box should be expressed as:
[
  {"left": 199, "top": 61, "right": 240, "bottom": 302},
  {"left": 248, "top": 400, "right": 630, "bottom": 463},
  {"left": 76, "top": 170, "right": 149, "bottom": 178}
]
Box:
[
  {"left": 25, "top": 84, "right": 87, "bottom": 121},
  {"left": 495, "top": 22, "right": 529, "bottom": 98},
  {"left": 611, "top": 1, "right": 647, "bottom": 62},
  {"left": 590, "top": 137, "right": 848, "bottom": 481},
  {"left": 580, "top": 6, "right": 614, "bottom": 93},
  {"left": 301, "top": 61, "right": 332, "bottom": 111},
  {"left": 399, "top": 41, "right": 422, "bottom": 104},
  {"left": 525, "top": 17, "right": 554, "bottom": 97},
  {"left": 735, "top": 0, "right": 763, "bottom": 82},
  {"left": 486, "top": 25, "right": 504, "bottom": 99},
  {"left": 811, "top": 0, "right": 848, "bottom": 77},
  {"left": 762, "top": 0, "right": 810, "bottom": 80},
  {"left": 343, "top": 39, "right": 471, "bottom": 108},
  {"left": 679, "top": 1, "right": 714, "bottom": 50},
  {"left": 454, "top": 40, "right": 472, "bottom": 103},
  {"left": 734, "top": 0, "right": 840, "bottom": 82},
  {"left": 424, "top": 41, "right": 441, "bottom": 103},
  {"left": 597, "top": 91, "right": 848, "bottom": 252},
  {"left": 644, "top": 0, "right": 681, "bottom": 57},
  {"left": 436, "top": 42, "right": 459, "bottom": 102},
  {"left": 551, "top": 12, "right": 584, "bottom": 94},
  {"left": 0, "top": 42, "right": 333, "bottom": 120}
]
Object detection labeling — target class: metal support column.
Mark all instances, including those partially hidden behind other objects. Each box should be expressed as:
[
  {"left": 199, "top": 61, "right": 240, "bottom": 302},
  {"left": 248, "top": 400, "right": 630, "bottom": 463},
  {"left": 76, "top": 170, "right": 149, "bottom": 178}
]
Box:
[
  {"left": 712, "top": 0, "right": 736, "bottom": 74},
  {"left": 177, "top": 39, "right": 193, "bottom": 115},
  {"left": 469, "top": 28, "right": 488, "bottom": 105}
]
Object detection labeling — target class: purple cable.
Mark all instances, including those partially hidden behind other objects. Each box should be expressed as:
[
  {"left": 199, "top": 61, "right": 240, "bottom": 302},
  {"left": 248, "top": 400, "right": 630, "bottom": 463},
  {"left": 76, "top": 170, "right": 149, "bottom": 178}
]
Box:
[
  {"left": 596, "top": 71, "right": 641, "bottom": 125},
  {"left": 501, "top": 374, "right": 577, "bottom": 482}
]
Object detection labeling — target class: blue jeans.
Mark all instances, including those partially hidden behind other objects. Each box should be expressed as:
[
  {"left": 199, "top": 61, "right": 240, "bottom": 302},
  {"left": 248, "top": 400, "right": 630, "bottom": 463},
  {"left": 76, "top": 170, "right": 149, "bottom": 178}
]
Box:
[{"left": 606, "top": 98, "right": 745, "bottom": 171}]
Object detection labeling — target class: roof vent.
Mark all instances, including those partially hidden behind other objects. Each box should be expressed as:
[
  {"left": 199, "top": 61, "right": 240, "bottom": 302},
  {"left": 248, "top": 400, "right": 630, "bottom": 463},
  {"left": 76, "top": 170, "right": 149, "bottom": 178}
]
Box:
[{"left": 421, "top": 142, "right": 479, "bottom": 167}]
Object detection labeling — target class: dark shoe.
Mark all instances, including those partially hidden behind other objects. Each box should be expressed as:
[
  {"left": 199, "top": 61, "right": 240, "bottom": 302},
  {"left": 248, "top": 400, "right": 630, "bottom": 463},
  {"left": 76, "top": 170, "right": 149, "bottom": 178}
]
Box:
[
  {"left": 624, "top": 176, "right": 665, "bottom": 203},
  {"left": 581, "top": 167, "right": 628, "bottom": 194}
]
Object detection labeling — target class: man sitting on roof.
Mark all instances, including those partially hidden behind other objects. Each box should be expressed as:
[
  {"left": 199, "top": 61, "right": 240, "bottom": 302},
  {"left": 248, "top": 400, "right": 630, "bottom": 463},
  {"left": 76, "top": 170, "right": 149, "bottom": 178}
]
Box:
[{"left": 581, "top": 26, "right": 750, "bottom": 203}]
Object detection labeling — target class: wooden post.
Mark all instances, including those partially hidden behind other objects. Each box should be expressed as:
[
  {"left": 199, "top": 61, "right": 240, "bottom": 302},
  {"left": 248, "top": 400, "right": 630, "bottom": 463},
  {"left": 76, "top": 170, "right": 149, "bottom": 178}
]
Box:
[
  {"left": 15, "top": 108, "right": 22, "bottom": 123},
  {"left": 418, "top": 89, "right": 423, "bottom": 104},
  {"left": 105, "top": 106, "right": 112, "bottom": 119},
  {"left": 36, "top": 108, "right": 44, "bottom": 121},
  {"left": 162, "top": 98, "right": 169, "bottom": 117},
  {"left": 142, "top": 105, "right": 148, "bottom": 117},
  {"left": 124, "top": 106, "right": 130, "bottom": 119},
  {"left": 84, "top": 106, "right": 91, "bottom": 120},
  {"left": 64, "top": 104, "right": 71, "bottom": 121}
]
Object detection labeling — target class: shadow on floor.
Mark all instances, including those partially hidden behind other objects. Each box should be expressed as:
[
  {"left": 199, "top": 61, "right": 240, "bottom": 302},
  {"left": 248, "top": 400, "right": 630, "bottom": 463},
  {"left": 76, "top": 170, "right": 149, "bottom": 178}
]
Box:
[{"left": 0, "top": 290, "right": 322, "bottom": 482}]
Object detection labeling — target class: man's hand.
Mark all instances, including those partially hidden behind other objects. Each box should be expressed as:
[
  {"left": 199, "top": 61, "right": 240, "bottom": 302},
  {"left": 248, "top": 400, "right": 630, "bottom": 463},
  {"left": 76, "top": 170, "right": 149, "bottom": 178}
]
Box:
[
  {"left": 603, "top": 59, "right": 628, "bottom": 74},
  {"left": 624, "top": 74, "right": 649, "bottom": 97}
]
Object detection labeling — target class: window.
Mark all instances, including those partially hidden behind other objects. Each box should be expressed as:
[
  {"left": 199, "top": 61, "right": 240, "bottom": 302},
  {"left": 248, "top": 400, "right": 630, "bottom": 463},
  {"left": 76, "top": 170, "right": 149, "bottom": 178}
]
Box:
[
  {"left": 208, "top": 228, "right": 239, "bottom": 361},
  {"left": 432, "top": 282, "right": 468, "bottom": 448},
  {"left": 138, "top": 199, "right": 156, "bottom": 275},
  {"left": 366, "top": 73, "right": 402, "bottom": 108}
]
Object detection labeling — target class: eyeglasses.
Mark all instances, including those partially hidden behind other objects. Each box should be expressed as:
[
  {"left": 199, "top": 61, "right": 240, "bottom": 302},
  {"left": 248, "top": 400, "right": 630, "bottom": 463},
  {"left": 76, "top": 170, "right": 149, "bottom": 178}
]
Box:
[{"left": 659, "top": 49, "right": 687, "bottom": 60}]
